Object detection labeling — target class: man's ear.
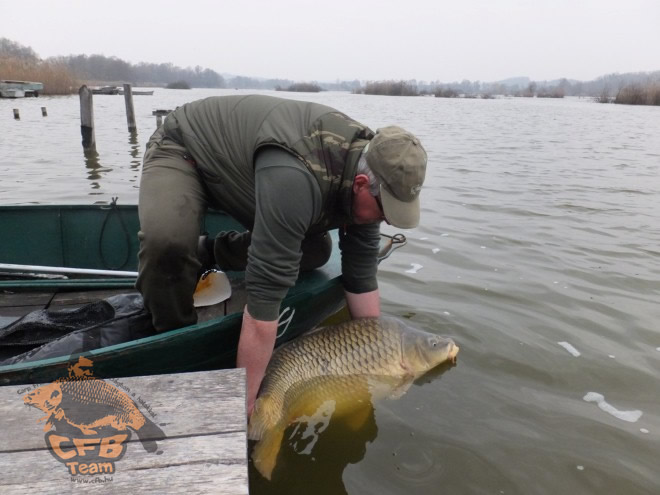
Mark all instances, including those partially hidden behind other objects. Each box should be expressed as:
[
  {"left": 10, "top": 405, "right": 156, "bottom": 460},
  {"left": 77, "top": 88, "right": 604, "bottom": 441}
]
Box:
[{"left": 353, "top": 174, "right": 369, "bottom": 193}]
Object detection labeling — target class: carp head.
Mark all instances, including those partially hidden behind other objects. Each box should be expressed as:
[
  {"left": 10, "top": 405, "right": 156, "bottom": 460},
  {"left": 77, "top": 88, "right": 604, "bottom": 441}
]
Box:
[{"left": 400, "top": 326, "right": 459, "bottom": 375}]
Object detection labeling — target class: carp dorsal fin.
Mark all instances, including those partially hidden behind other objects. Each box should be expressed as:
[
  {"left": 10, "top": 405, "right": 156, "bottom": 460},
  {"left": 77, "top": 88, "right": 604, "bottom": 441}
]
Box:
[{"left": 248, "top": 394, "right": 279, "bottom": 441}]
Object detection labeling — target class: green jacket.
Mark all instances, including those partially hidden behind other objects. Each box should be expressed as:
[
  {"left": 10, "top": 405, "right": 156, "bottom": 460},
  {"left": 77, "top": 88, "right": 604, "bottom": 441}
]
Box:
[
  {"left": 160, "top": 95, "right": 380, "bottom": 320},
  {"left": 162, "top": 94, "right": 374, "bottom": 230}
]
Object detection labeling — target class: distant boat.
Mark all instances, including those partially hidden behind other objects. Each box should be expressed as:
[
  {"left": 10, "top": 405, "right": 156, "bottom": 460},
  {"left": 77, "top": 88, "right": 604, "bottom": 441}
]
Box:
[
  {"left": 119, "top": 89, "right": 154, "bottom": 96},
  {"left": 91, "top": 86, "right": 120, "bottom": 95},
  {"left": 0, "top": 80, "right": 43, "bottom": 98}
]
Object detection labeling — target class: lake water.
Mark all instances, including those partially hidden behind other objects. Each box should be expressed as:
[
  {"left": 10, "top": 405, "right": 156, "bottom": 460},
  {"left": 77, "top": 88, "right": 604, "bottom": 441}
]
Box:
[{"left": 2, "top": 90, "right": 660, "bottom": 494}]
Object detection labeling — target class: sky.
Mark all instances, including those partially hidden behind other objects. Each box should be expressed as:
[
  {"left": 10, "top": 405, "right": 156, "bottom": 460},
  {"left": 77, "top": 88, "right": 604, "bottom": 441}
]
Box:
[{"left": 3, "top": 0, "right": 660, "bottom": 83}]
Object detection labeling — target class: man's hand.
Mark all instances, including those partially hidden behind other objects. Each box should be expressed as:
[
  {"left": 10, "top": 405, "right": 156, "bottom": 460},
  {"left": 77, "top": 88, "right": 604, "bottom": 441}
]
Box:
[
  {"left": 345, "top": 289, "right": 380, "bottom": 319},
  {"left": 236, "top": 307, "right": 278, "bottom": 417}
]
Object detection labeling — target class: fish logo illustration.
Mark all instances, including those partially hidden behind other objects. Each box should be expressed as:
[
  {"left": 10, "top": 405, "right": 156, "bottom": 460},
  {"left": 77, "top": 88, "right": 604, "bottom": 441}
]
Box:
[{"left": 23, "top": 357, "right": 165, "bottom": 478}]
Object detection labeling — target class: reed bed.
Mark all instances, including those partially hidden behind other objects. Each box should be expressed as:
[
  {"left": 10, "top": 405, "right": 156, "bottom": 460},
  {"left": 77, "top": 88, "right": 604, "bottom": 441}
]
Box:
[
  {"left": 0, "top": 57, "right": 79, "bottom": 95},
  {"left": 614, "top": 83, "right": 660, "bottom": 106}
]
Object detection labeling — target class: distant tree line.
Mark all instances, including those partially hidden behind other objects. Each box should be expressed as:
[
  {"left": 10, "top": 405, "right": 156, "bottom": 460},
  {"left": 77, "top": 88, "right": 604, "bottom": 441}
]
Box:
[
  {"left": 0, "top": 38, "right": 39, "bottom": 61},
  {"left": 50, "top": 54, "right": 226, "bottom": 88},
  {"left": 2, "top": 38, "right": 659, "bottom": 105}
]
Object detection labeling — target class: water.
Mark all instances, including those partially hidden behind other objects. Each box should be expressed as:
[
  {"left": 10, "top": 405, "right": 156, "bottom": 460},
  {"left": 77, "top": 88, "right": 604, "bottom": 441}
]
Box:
[{"left": 2, "top": 90, "right": 660, "bottom": 494}]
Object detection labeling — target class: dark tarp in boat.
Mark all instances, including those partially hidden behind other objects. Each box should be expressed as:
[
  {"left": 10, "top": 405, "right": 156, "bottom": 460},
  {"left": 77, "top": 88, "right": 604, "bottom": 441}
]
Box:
[{"left": 0, "top": 294, "right": 155, "bottom": 365}]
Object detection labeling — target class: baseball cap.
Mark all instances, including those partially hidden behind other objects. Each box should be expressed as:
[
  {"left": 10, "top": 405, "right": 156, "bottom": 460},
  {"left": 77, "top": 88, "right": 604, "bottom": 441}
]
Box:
[{"left": 366, "top": 126, "right": 427, "bottom": 228}]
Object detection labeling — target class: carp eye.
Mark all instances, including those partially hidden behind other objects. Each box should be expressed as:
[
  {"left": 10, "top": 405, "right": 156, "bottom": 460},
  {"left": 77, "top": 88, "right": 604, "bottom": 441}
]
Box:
[
  {"left": 52, "top": 390, "right": 60, "bottom": 398},
  {"left": 428, "top": 337, "right": 439, "bottom": 348}
]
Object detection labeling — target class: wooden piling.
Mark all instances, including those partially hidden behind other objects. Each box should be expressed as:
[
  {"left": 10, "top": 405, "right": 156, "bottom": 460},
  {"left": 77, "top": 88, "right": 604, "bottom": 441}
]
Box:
[
  {"left": 152, "top": 109, "right": 172, "bottom": 129},
  {"left": 41, "top": 107, "right": 47, "bottom": 117},
  {"left": 123, "top": 83, "right": 137, "bottom": 133},
  {"left": 13, "top": 109, "right": 19, "bottom": 120},
  {"left": 78, "top": 85, "right": 96, "bottom": 151}
]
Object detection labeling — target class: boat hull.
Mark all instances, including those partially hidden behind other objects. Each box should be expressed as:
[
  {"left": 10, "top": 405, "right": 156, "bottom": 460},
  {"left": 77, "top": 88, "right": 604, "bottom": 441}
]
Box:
[{"left": 0, "top": 204, "right": 345, "bottom": 385}]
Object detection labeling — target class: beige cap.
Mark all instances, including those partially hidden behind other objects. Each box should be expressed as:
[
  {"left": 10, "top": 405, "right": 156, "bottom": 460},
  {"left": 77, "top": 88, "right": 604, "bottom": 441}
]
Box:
[{"left": 366, "top": 126, "right": 427, "bottom": 228}]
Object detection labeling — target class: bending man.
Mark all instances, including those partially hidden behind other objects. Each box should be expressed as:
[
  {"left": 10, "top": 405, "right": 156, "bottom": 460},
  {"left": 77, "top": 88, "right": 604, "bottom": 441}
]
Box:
[{"left": 136, "top": 95, "right": 427, "bottom": 414}]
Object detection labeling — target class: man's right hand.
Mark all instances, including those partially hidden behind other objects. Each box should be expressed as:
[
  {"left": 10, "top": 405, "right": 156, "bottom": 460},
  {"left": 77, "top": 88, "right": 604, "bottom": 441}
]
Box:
[{"left": 236, "top": 307, "right": 278, "bottom": 417}]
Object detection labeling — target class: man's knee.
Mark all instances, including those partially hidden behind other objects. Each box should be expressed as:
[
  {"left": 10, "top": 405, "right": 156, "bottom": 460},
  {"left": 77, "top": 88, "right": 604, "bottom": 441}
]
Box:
[{"left": 139, "top": 231, "right": 200, "bottom": 275}]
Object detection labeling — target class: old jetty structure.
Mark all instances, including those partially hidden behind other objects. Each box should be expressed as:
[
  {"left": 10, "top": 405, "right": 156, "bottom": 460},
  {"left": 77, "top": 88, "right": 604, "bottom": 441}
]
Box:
[
  {"left": 0, "top": 80, "right": 43, "bottom": 98},
  {"left": 92, "top": 85, "right": 154, "bottom": 96}
]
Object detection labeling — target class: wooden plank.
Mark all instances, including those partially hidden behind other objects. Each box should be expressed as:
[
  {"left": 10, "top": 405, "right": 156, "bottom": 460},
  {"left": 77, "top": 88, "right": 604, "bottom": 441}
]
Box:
[
  {"left": 0, "top": 433, "right": 247, "bottom": 494},
  {"left": 1, "top": 369, "right": 246, "bottom": 449},
  {"left": 0, "top": 369, "right": 247, "bottom": 493}
]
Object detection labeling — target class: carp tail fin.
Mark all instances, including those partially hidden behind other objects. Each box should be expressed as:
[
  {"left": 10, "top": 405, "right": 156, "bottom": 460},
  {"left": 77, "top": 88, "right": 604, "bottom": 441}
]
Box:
[
  {"left": 248, "top": 394, "right": 279, "bottom": 441},
  {"left": 251, "top": 426, "right": 285, "bottom": 481}
]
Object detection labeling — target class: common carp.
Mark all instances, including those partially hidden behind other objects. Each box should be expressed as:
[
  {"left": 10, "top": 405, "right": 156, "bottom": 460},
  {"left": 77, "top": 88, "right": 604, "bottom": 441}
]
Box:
[
  {"left": 248, "top": 316, "right": 459, "bottom": 480},
  {"left": 23, "top": 356, "right": 165, "bottom": 453}
]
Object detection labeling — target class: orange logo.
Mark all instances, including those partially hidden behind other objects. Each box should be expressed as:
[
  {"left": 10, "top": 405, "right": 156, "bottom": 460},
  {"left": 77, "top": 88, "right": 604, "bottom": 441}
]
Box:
[{"left": 23, "top": 356, "right": 165, "bottom": 480}]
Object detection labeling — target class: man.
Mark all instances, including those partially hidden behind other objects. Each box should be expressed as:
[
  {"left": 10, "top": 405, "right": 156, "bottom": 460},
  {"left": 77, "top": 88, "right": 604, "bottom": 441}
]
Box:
[{"left": 136, "top": 94, "right": 427, "bottom": 414}]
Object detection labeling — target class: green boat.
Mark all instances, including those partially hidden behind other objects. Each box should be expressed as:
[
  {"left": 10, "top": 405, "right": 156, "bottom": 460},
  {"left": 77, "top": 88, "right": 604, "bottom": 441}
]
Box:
[{"left": 0, "top": 204, "right": 353, "bottom": 386}]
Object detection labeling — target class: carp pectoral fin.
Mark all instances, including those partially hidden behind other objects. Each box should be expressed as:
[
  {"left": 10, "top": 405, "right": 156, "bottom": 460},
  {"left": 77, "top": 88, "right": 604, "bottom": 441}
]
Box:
[
  {"left": 248, "top": 395, "right": 279, "bottom": 441},
  {"left": 252, "top": 426, "right": 285, "bottom": 481},
  {"left": 385, "top": 376, "right": 415, "bottom": 400}
]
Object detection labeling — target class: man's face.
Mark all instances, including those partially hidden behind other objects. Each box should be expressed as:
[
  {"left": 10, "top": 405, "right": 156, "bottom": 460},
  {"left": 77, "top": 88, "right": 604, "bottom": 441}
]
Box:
[{"left": 352, "top": 174, "right": 386, "bottom": 225}]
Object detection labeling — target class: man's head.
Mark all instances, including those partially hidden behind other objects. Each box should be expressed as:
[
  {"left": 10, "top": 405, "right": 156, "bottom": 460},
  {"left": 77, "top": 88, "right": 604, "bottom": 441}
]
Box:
[{"left": 365, "top": 126, "right": 427, "bottom": 229}]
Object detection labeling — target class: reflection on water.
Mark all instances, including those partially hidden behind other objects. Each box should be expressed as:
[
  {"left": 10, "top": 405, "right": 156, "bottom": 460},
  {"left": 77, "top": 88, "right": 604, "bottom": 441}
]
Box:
[
  {"left": 128, "top": 130, "right": 141, "bottom": 170},
  {"left": 83, "top": 147, "right": 103, "bottom": 193},
  {"left": 79, "top": 129, "right": 143, "bottom": 195}
]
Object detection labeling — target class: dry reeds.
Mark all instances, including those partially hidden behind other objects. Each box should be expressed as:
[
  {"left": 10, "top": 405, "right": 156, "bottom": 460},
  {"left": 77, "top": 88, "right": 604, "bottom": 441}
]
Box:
[
  {"left": 614, "top": 83, "right": 660, "bottom": 106},
  {"left": 0, "top": 57, "right": 79, "bottom": 95}
]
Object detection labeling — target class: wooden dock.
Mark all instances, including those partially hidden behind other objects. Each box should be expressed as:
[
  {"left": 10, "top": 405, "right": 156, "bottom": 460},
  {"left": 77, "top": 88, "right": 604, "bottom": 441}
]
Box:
[{"left": 0, "top": 368, "right": 248, "bottom": 493}]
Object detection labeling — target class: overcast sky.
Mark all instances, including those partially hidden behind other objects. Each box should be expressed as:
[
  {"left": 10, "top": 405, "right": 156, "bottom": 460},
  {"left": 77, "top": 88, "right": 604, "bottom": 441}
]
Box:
[{"left": 4, "top": 0, "right": 659, "bottom": 83}]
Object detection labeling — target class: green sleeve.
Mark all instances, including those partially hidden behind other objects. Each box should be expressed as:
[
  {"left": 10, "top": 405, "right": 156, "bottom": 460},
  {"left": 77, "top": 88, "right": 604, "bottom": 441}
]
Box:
[
  {"left": 339, "top": 222, "right": 380, "bottom": 294},
  {"left": 246, "top": 147, "right": 321, "bottom": 321}
]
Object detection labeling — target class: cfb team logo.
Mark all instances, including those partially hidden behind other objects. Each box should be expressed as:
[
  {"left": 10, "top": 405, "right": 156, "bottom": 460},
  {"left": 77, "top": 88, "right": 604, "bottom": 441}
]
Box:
[{"left": 22, "top": 356, "right": 165, "bottom": 480}]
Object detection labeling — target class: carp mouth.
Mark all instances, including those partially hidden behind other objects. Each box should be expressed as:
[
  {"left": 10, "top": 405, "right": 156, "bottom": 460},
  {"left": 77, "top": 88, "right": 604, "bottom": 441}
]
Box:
[{"left": 447, "top": 342, "right": 460, "bottom": 364}]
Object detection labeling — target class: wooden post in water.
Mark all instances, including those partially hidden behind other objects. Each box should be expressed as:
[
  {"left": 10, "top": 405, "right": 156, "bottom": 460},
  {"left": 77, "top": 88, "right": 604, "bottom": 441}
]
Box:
[
  {"left": 41, "top": 106, "right": 47, "bottom": 117},
  {"left": 152, "top": 109, "right": 172, "bottom": 129},
  {"left": 79, "top": 85, "right": 96, "bottom": 151},
  {"left": 13, "top": 109, "right": 19, "bottom": 120},
  {"left": 123, "top": 83, "right": 137, "bottom": 133}
]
